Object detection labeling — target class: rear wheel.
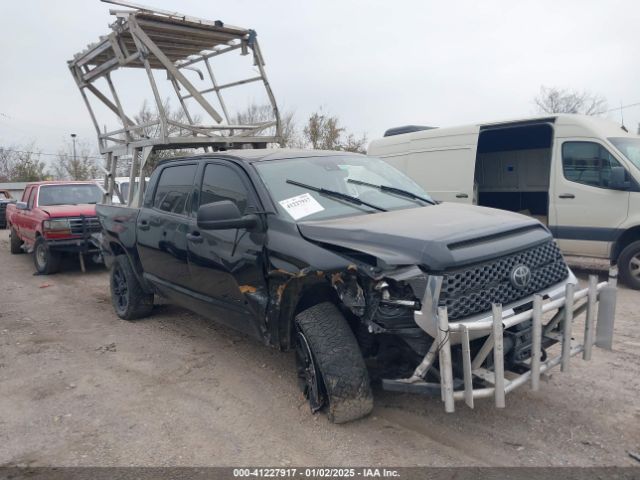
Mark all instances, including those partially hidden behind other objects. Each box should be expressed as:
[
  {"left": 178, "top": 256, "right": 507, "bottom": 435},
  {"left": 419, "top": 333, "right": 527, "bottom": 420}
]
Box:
[
  {"left": 618, "top": 240, "right": 640, "bottom": 290},
  {"left": 10, "top": 228, "right": 23, "bottom": 254},
  {"left": 33, "top": 236, "right": 61, "bottom": 274},
  {"left": 110, "top": 254, "right": 154, "bottom": 320},
  {"left": 295, "top": 302, "right": 373, "bottom": 423}
]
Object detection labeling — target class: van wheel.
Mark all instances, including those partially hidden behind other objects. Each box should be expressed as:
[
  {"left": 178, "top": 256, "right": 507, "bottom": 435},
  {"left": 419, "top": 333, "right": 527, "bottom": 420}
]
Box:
[
  {"left": 110, "top": 254, "right": 154, "bottom": 320},
  {"left": 33, "top": 236, "right": 61, "bottom": 274},
  {"left": 618, "top": 240, "right": 640, "bottom": 290},
  {"left": 10, "top": 228, "right": 23, "bottom": 254},
  {"left": 295, "top": 302, "right": 373, "bottom": 423}
]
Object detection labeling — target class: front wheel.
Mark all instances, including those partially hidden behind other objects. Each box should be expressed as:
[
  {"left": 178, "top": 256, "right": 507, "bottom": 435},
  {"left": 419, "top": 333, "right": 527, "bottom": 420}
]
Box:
[
  {"left": 618, "top": 240, "right": 640, "bottom": 290},
  {"left": 110, "top": 254, "right": 154, "bottom": 320},
  {"left": 295, "top": 302, "right": 373, "bottom": 423},
  {"left": 33, "top": 236, "right": 61, "bottom": 274}
]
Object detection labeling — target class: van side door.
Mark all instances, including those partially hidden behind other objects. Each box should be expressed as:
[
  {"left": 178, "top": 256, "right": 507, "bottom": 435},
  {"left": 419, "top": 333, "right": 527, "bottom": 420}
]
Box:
[{"left": 550, "top": 139, "right": 629, "bottom": 256}]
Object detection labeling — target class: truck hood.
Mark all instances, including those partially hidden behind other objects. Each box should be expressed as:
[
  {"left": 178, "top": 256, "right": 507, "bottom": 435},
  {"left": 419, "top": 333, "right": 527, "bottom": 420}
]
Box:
[
  {"left": 40, "top": 204, "right": 97, "bottom": 218},
  {"left": 297, "top": 203, "right": 552, "bottom": 271}
]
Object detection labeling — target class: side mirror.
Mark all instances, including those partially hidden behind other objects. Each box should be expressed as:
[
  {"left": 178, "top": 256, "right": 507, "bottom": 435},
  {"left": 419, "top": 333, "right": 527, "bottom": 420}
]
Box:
[
  {"left": 16, "top": 201, "right": 28, "bottom": 210},
  {"left": 196, "top": 200, "right": 258, "bottom": 230},
  {"left": 610, "top": 166, "right": 631, "bottom": 190}
]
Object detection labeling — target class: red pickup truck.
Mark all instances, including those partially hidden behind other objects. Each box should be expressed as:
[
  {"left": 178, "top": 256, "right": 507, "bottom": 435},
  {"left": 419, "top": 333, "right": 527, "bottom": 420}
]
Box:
[{"left": 6, "top": 181, "right": 104, "bottom": 274}]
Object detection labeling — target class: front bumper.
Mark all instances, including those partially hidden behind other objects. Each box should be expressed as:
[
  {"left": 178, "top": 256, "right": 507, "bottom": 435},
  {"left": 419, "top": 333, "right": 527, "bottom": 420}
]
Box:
[
  {"left": 45, "top": 235, "right": 101, "bottom": 254},
  {"left": 383, "top": 269, "right": 618, "bottom": 412}
]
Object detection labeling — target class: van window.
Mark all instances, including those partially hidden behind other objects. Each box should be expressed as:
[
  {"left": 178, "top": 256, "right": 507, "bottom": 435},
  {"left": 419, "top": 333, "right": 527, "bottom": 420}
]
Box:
[
  {"left": 562, "top": 142, "right": 622, "bottom": 189},
  {"left": 609, "top": 137, "right": 640, "bottom": 171},
  {"left": 153, "top": 164, "right": 197, "bottom": 215},
  {"left": 200, "top": 163, "right": 250, "bottom": 214}
]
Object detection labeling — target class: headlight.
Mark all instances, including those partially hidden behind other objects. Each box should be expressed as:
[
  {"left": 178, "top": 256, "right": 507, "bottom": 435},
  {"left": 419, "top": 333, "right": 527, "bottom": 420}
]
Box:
[{"left": 43, "top": 219, "right": 71, "bottom": 231}]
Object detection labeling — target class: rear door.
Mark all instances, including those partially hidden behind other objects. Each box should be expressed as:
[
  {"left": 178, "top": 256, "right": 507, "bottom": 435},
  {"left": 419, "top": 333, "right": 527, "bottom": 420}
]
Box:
[
  {"left": 551, "top": 139, "right": 629, "bottom": 256},
  {"left": 186, "top": 161, "right": 267, "bottom": 337},
  {"left": 137, "top": 163, "right": 197, "bottom": 289}
]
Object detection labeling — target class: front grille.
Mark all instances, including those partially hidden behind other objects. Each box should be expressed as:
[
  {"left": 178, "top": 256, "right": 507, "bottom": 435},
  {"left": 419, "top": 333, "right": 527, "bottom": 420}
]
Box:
[
  {"left": 439, "top": 240, "right": 569, "bottom": 320},
  {"left": 69, "top": 216, "right": 101, "bottom": 235}
]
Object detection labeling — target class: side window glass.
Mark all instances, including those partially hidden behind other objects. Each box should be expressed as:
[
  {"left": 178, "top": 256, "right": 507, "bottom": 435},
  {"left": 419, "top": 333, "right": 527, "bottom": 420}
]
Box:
[
  {"left": 200, "top": 164, "right": 250, "bottom": 214},
  {"left": 153, "top": 164, "right": 197, "bottom": 215},
  {"left": 562, "top": 141, "right": 622, "bottom": 188},
  {"left": 28, "top": 188, "right": 36, "bottom": 208}
]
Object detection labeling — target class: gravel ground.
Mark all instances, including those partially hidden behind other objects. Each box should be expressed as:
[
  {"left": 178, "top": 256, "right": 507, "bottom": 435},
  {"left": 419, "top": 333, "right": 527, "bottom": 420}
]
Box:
[{"left": 0, "top": 229, "right": 638, "bottom": 467}]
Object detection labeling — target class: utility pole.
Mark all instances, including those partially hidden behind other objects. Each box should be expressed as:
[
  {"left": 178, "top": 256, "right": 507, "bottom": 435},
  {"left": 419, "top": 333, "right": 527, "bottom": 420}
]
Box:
[{"left": 71, "top": 133, "right": 77, "bottom": 166}]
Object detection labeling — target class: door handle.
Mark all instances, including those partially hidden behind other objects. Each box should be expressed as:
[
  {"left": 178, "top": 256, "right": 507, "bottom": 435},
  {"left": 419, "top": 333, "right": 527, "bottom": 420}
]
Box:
[
  {"left": 456, "top": 193, "right": 469, "bottom": 199},
  {"left": 139, "top": 220, "right": 150, "bottom": 231},
  {"left": 186, "top": 231, "right": 204, "bottom": 244},
  {"left": 558, "top": 193, "right": 575, "bottom": 199}
]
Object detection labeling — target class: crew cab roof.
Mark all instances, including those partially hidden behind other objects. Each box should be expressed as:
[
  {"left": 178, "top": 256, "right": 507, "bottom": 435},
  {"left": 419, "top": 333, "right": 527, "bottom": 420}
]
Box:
[{"left": 156, "top": 148, "right": 362, "bottom": 166}]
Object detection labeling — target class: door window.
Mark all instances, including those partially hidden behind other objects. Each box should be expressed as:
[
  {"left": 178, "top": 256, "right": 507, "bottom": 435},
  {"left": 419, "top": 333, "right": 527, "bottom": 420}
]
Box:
[
  {"left": 27, "top": 188, "right": 36, "bottom": 208},
  {"left": 200, "top": 163, "right": 250, "bottom": 214},
  {"left": 153, "top": 164, "right": 197, "bottom": 215},
  {"left": 562, "top": 141, "right": 622, "bottom": 189}
]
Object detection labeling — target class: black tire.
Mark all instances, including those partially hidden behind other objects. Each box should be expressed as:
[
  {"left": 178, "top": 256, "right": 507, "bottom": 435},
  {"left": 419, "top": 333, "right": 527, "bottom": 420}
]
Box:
[
  {"left": 295, "top": 302, "right": 373, "bottom": 424},
  {"left": 33, "top": 236, "right": 61, "bottom": 274},
  {"left": 110, "top": 254, "right": 154, "bottom": 320},
  {"left": 618, "top": 240, "right": 640, "bottom": 290},
  {"left": 10, "top": 228, "right": 23, "bottom": 254}
]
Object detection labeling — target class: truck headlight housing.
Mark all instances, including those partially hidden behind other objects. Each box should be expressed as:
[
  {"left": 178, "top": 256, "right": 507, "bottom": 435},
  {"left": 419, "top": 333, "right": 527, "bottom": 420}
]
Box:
[{"left": 43, "top": 219, "right": 71, "bottom": 234}]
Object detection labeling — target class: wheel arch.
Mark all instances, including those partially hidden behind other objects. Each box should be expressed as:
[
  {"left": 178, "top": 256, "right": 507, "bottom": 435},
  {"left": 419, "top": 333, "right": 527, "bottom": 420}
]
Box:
[
  {"left": 611, "top": 226, "right": 640, "bottom": 262},
  {"left": 274, "top": 277, "right": 341, "bottom": 351}
]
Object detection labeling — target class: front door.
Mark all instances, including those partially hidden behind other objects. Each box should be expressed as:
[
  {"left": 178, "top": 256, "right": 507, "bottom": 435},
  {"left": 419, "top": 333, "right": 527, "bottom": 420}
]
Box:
[
  {"left": 186, "top": 161, "right": 267, "bottom": 337},
  {"left": 551, "top": 139, "right": 629, "bottom": 256},
  {"left": 137, "top": 163, "right": 197, "bottom": 290}
]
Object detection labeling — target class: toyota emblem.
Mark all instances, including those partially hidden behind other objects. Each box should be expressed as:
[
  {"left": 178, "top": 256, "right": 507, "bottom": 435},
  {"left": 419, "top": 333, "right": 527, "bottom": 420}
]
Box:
[{"left": 510, "top": 264, "right": 532, "bottom": 289}]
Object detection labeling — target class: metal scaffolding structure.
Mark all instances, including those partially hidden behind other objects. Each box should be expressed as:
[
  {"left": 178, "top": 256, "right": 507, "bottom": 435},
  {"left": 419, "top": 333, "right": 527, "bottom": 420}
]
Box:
[{"left": 68, "top": 0, "right": 281, "bottom": 205}]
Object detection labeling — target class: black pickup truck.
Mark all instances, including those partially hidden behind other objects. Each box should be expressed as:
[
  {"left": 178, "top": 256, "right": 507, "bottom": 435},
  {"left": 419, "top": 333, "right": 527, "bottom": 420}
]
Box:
[{"left": 97, "top": 149, "right": 576, "bottom": 422}]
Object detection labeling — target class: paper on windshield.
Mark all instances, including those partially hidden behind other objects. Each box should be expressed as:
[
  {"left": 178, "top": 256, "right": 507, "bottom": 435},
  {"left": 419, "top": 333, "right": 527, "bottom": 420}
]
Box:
[{"left": 279, "top": 193, "right": 324, "bottom": 220}]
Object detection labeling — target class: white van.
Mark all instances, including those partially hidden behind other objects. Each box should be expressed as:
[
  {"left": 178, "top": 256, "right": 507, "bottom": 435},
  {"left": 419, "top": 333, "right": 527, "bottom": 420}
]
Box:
[{"left": 368, "top": 114, "right": 640, "bottom": 288}]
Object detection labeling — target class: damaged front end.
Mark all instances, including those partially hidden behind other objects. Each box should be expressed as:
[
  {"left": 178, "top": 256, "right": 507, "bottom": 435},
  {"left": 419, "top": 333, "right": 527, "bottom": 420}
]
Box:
[{"left": 316, "top": 252, "right": 618, "bottom": 413}]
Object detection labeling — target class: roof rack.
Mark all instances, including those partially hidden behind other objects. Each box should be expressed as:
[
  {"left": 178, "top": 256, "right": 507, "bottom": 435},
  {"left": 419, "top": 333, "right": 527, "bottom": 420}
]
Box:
[{"left": 68, "top": 0, "right": 281, "bottom": 205}]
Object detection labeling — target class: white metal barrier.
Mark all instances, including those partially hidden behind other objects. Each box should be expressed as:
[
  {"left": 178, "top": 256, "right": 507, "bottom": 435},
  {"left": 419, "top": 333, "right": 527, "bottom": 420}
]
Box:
[{"left": 388, "top": 272, "right": 618, "bottom": 412}]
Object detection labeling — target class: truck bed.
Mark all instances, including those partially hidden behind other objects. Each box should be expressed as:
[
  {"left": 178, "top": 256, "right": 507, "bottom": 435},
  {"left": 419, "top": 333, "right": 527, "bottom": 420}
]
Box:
[{"left": 96, "top": 204, "right": 140, "bottom": 262}]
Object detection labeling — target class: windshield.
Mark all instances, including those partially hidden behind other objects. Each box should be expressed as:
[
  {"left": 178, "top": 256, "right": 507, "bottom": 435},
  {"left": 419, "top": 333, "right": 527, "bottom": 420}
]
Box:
[
  {"left": 609, "top": 137, "right": 640, "bottom": 171},
  {"left": 254, "top": 155, "right": 433, "bottom": 221},
  {"left": 38, "top": 184, "right": 102, "bottom": 206}
]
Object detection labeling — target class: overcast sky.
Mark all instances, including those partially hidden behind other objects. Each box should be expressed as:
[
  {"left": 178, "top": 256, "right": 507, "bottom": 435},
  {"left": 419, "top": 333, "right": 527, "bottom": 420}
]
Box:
[{"left": 0, "top": 0, "right": 639, "bottom": 160}]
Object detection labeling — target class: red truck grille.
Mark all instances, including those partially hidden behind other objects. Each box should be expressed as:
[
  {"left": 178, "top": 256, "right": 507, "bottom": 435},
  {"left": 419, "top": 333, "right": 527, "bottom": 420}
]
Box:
[{"left": 69, "top": 216, "right": 102, "bottom": 235}]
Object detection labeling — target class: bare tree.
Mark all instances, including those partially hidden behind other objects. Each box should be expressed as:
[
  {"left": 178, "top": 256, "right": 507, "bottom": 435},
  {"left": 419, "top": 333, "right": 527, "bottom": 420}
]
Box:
[
  {"left": 134, "top": 99, "right": 202, "bottom": 174},
  {"left": 232, "top": 103, "right": 299, "bottom": 148},
  {"left": 301, "top": 110, "right": 367, "bottom": 153},
  {"left": 0, "top": 143, "right": 48, "bottom": 182},
  {"left": 53, "top": 140, "right": 98, "bottom": 180},
  {"left": 534, "top": 86, "right": 607, "bottom": 115}
]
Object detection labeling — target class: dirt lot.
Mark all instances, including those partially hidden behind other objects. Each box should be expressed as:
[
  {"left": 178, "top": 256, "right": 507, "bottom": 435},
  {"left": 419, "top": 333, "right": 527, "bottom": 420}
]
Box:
[{"left": 0, "top": 229, "right": 638, "bottom": 467}]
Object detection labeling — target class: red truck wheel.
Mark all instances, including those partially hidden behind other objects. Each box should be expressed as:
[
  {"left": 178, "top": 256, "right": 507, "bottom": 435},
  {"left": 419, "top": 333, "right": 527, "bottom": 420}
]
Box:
[
  {"left": 33, "top": 236, "right": 61, "bottom": 274},
  {"left": 10, "top": 228, "right": 23, "bottom": 254}
]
